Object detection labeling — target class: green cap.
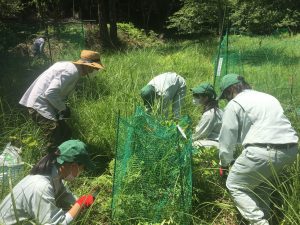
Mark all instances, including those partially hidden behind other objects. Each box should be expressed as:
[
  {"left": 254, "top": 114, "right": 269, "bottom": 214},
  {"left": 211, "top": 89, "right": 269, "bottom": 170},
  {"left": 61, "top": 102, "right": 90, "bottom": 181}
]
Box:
[
  {"left": 190, "top": 83, "right": 216, "bottom": 99},
  {"left": 57, "top": 140, "right": 95, "bottom": 170},
  {"left": 218, "top": 74, "right": 241, "bottom": 99},
  {"left": 140, "top": 85, "right": 155, "bottom": 104}
]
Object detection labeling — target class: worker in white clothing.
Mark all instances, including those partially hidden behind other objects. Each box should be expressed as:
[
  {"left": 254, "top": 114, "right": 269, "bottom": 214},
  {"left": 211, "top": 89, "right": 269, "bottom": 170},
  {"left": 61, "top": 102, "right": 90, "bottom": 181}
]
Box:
[
  {"left": 218, "top": 74, "right": 298, "bottom": 225},
  {"left": 140, "top": 72, "right": 186, "bottom": 118},
  {"left": 32, "top": 37, "right": 45, "bottom": 56},
  {"left": 19, "top": 50, "right": 104, "bottom": 152},
  {"left": 191, "top": 83, "right": 223, "bottom": 149},
  {"left": 0, "top": 140, "right": 96, "bottom": 225}
]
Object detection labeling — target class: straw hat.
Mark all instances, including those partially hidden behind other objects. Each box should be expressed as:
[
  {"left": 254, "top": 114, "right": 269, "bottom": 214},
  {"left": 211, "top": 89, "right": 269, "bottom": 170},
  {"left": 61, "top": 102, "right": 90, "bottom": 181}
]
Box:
[{"left": 73, "top": 50, "right": 104, "bottom": 70}]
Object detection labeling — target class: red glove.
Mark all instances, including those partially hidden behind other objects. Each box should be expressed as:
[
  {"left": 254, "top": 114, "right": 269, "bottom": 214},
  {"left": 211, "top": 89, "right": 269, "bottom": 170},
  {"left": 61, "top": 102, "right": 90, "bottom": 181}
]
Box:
[
  {"left": 76, "top": 195, "right": 94, "bottom": 208},
  {"left": 219, "top": 166, "right": 229, "bottom": 178}
]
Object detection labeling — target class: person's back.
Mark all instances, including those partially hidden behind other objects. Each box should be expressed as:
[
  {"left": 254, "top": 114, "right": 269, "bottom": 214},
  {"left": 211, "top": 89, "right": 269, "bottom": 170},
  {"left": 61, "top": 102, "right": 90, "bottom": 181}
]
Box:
[
  {"left": 148, "top": 72, "right": 182, "bottom": 95},
  {"left": 141, "top": 72, "right": 186, "bottom": 118},
  {"left": 19, "top": 61, "right": 79, "bottom": 120},
  {"left": 0, "top": 174, "right": 53, "bottom": 224},
  {"left": 230, "top": 89, "right": 298, "bottom": 145}
]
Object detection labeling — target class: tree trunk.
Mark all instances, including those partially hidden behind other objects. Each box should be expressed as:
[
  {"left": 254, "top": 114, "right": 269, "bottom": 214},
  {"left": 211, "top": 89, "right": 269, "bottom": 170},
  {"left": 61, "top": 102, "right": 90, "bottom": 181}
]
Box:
[
  {"left": 109, "top": 0, "right": 118, "bottom": 44},
  {"left": 98, "top": 0, "right": 110, "bottom": 47}
]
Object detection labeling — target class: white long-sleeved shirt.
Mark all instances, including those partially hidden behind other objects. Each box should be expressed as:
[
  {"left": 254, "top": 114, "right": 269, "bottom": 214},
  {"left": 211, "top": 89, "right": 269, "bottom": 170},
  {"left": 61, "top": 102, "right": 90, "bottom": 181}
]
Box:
[
  {"left": 0, "top": 166, "right": 75, "bottom": 225},
  {"left": 148, "top": 72, "right": 186, "bottom": 117},
  {"left": 148, "top": 72, "right": 186, "bottom": 96},
  {"left": 33, "top": 38, "right": 45, "bottom": 53},
  {"left": 219, "top": 90, "right": 299, "bottom": 166},
  {"left": 19, "top": 62, "right": 80, "bottom": 121},
  {"left": 193, "top": 108, "right": 223, "bottom": 142}
]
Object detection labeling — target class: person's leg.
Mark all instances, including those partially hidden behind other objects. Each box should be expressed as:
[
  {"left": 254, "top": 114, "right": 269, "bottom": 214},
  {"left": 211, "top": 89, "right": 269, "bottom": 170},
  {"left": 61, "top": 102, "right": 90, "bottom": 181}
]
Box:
[
  {"left": 28, "top": 109, "right": 70, "bottom": 152},
  {"left": 226, "top": 145, "right": 298, "bottom": 225},
  {"left": 56, "top": 120, "right": 72, "bottom": 144}
]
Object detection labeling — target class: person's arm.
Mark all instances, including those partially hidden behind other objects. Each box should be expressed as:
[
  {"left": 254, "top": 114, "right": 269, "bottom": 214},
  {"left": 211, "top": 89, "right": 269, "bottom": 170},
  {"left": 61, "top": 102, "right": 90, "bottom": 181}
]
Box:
[
  {"left": 218, "top": 102, "right": 239, "bottom": 167},
  {"left": 32, "top": 183, "right": 92, "bottom": 225},
  {"left": 44, "top": 70, "right": 79, "bottom": 113},
  {"left": 192, "top": 112, "right": 215, "bottom": 141},
  {"left": 67, "top": 195, "right": 94, "bottom": 219}
]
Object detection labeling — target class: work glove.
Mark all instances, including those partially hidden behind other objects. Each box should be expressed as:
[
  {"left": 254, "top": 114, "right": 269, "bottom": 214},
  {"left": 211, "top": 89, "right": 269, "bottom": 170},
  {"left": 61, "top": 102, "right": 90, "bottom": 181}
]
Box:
[
  {"left": 219, "top": 166, "right": 229, "bottom": 178},
  {"left": 58, "top": 106, "right": 71, "bottom": 120},
  {"left": 76, "top": 194, "right": 94, "bottom": 208}
]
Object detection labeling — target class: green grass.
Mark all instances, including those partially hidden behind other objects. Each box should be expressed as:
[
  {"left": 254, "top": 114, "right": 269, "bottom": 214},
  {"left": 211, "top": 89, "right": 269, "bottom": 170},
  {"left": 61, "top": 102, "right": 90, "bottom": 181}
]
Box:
[{"left": 0, "top": 26, "right": 299, "bottom": 224}]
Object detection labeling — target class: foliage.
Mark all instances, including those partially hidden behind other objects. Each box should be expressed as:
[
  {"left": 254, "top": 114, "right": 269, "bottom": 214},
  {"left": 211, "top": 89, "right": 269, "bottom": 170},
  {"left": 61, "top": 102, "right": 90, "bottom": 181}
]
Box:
[
  {"left": 117, "top": 23, "right": 163, "bottom": 48},
  {"left": 230, "top": 0, "right": 300, "bottom": 34},
  {"left": 168, "top": 0, "right": 300, "bottom": 35},
  {"left": 0, "top": 0, "right": 23, "bottom": 18},
  {"left": 27, "top": 0, "right": 64, "bottom": 19},
  {"left": 167, "top": 0, "right": 227, "bottom": 34},
  {"left": 111, "top": 108, "right": 193, "bottom": 224}
]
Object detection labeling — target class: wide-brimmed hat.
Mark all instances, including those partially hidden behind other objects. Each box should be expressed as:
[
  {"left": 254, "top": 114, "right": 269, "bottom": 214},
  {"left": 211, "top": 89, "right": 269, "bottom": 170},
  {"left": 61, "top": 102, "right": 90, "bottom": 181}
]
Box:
[
  {"left": 57, "top": 140, "right": 95, "bottom": 170},
  {"left": 190, "top": 83, "right": 216, "bottom": 99},
  {"left": 218, "top": 74, "right": 241, "bottom": 100},
  {"left": 73, "top": 50, "right": 104, "bottom": 70}
]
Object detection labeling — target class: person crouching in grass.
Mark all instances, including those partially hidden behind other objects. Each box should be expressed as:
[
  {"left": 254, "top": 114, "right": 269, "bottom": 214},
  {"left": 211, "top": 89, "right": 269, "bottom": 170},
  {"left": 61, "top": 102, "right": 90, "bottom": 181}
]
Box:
[{"left": 0, "top": 140, "right": 96, "bottom": 225}]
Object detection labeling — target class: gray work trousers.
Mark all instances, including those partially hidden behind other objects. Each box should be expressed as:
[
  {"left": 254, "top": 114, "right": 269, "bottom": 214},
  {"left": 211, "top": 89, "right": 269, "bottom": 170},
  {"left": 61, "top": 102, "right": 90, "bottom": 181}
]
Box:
[{"left": 226, "top": 144, "right": 298, "bottom": 225}]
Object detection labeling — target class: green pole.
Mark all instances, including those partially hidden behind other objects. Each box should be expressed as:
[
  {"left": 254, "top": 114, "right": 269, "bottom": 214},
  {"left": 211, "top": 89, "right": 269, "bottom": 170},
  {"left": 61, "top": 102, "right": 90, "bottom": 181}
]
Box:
[{"left": 213, "top": 5, "right": 227, "bottom": 88}]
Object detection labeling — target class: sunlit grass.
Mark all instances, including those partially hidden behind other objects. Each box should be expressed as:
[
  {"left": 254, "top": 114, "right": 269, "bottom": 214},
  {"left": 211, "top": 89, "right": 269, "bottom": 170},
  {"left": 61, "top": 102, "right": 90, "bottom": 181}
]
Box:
[{"left": 0, "top": 33, "right": 299, "bottom": 224}]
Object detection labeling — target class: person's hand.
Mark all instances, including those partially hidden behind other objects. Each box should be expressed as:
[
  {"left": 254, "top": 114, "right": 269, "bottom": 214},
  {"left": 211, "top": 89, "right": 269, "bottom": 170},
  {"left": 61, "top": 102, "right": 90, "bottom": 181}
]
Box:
[
  {"left": 58, "top": 107, "right": 71, "bottom": 119},
  {"left": 219, "top": 166, "right": 229, "bottom": 178},
  {"left": 76, "top": 195, "right": 94, "bottom": 208}
]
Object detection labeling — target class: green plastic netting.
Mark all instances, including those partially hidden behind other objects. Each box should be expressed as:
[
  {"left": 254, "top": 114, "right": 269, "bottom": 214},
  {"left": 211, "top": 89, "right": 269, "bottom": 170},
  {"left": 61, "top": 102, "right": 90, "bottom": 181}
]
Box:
[
  {"left": 111, "top": 107, "right": 193, "bottom": 224},
  {"left": 214, "top": 32, "right": 243, "bottom": 89}
]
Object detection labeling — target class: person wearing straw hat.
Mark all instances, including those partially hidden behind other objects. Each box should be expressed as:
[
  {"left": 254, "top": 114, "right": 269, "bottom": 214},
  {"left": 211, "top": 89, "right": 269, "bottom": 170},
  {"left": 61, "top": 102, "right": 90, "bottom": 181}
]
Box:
[
  {"left": 0, "top": 139, "right": 96, "bottom": 225},
  {"left": 140, "top": 72, "right": 186, "bottom": 119},
  {"left": 217, "top": 74, "right": 298, "bottom": 225},
  {"left": 19, "top": 50, "right": 104, "bottom": 152},
  {"left": 191, "top": 83, "right": 223, "bottom": 149}
]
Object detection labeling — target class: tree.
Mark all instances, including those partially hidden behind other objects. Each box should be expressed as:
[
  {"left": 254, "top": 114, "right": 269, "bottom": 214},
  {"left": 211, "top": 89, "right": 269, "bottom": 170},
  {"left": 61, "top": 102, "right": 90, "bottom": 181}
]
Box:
[
  {"left": 97, "top": 0, "right": 109, "bottom": 46},
  {"left": 109, "top": 0, "right": 117, "bottom": 45},
  {"left": 167, "top": 0, "right": 229, "bottom": 35},
  {"left": 0, "top": 0, "right": 23, "bottom": 19},
  {"left": 230, "top": 0, "right": 300, "bottom": 34}
]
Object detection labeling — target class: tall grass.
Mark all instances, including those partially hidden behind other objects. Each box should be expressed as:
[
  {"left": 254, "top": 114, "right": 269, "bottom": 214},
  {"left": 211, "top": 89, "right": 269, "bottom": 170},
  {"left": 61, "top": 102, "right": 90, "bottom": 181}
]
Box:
[{"left": 0, "top": 27, "right": 299, "bottom": 224}]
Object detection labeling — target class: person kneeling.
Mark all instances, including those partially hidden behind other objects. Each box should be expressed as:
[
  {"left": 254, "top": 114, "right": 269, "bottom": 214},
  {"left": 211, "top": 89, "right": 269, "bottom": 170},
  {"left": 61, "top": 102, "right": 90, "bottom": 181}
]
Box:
[
  {"left": 191, "top": 83, "right": 223, "bottom": 149},
  {"left": 0, "top": 140, "right": 95, "bottom": 225}
]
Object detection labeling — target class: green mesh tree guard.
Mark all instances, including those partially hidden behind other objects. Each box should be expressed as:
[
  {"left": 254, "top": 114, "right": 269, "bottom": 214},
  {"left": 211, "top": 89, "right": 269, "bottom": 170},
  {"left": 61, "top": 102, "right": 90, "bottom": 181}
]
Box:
[
  {"left": 111, "top": 107, "right": 193, "bottom": 224},
  {"left": 214, "top": 32, "right": 243, "bottom": 91}
]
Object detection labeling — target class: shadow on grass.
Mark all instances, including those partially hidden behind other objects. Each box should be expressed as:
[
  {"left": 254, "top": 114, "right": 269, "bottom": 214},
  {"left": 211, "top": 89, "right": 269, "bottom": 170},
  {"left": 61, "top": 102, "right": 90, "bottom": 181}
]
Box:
[
  {"left": 87, "top": 141, "right": 112, "bottom": 176},
  {"left": 229, "top": 46, "right": 300, "bottom": 67}
]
